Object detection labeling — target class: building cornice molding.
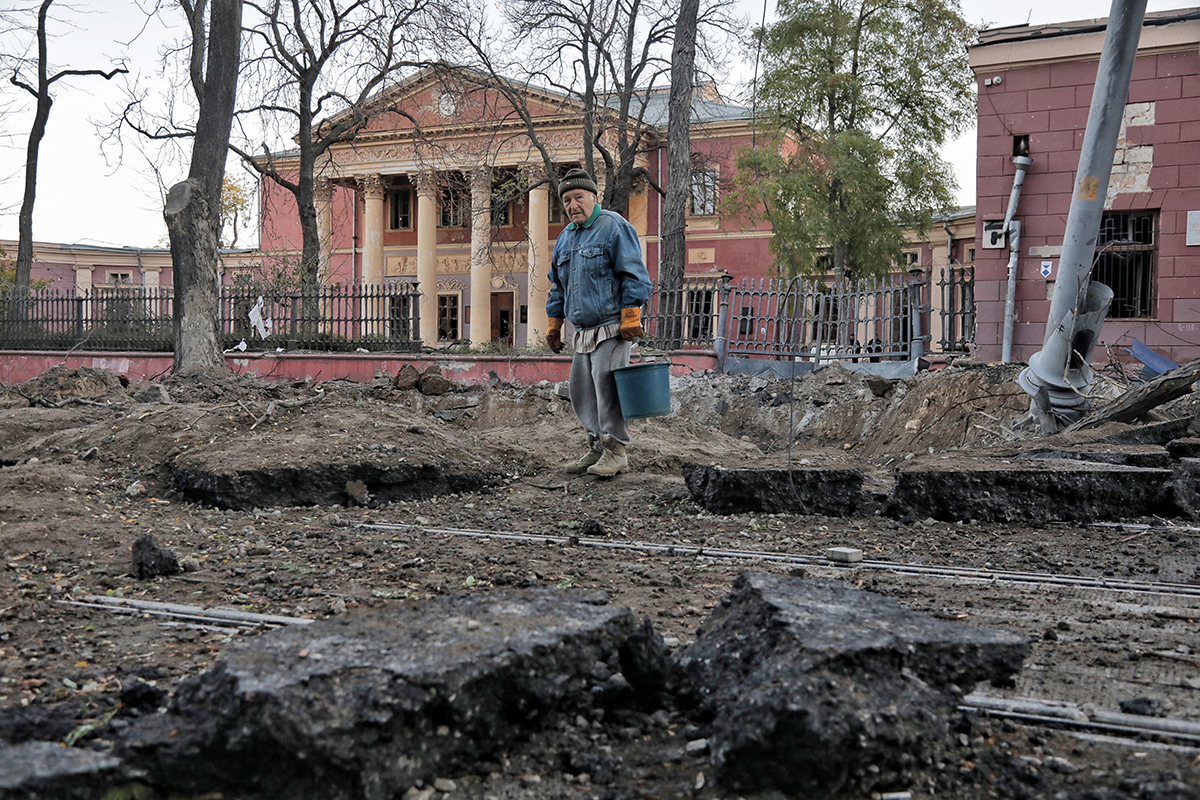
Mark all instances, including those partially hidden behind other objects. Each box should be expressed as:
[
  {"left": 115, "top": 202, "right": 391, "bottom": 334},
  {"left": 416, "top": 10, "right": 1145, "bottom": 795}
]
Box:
[{"left": 970, "top": 17, "right": 1200, "bottom": 71}]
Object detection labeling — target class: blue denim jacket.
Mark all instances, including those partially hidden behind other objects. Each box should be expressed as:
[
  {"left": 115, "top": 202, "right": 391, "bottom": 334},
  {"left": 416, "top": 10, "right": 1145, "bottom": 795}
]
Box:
[{"left": 547, "top": 208, "right": 651, "bottom": 331}]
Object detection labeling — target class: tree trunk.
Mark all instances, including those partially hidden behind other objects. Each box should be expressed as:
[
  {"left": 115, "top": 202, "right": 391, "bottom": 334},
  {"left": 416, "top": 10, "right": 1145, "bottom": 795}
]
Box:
[
  {"left": 167, "top": 180, "right": 224, "bottom": 369},
  {"left": 13, "top": 0, "right": 55, "bottom": 299},
  {"left": 14, "top": 92, "right": 49, "bottom": 297},
  {"left": 659, "top": 0, "right": 699, "bottom": 348},
  {"left": 169, "top": 0, "right": 243, "bottom": 373}
]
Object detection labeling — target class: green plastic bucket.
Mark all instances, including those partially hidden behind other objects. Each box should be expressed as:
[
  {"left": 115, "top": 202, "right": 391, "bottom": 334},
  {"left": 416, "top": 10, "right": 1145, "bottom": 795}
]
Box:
[{"left": 613, "top": 361, "right": 671, "bottom": 419}]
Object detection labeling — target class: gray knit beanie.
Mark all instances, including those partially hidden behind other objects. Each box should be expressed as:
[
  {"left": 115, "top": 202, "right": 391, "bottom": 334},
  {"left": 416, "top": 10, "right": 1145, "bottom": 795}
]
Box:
[{"left": 558, "top": 167, "right": 598, "bottom": 199}]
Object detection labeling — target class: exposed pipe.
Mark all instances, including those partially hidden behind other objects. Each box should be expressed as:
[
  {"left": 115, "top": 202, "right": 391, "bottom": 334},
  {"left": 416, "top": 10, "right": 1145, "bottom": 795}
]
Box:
[
  {"left": 1001, "top": 155, "right": 1033, "bottom": 362},
  {"left": 1018, "top": 0, "right": 1148, "bottom": 430}
]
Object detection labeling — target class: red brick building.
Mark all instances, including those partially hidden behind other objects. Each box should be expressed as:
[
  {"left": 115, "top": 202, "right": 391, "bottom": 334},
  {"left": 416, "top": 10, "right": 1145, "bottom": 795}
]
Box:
[{"left": 969, "top": 7, "right": 1200, "bottom": 365}]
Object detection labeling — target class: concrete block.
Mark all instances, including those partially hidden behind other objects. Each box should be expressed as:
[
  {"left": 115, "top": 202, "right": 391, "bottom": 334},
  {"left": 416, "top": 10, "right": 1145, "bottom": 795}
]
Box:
[{"left": 826, "top": 547, "right": 863, "bottom": 564}]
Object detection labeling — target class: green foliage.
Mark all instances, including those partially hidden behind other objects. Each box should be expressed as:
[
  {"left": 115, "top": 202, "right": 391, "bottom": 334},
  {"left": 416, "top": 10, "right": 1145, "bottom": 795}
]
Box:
[
  {"left": 0, "top": 246, "right": 49, "bottom": 289},
  {"left": 735, "top": 0, "right": 975, "bottom": 279}
]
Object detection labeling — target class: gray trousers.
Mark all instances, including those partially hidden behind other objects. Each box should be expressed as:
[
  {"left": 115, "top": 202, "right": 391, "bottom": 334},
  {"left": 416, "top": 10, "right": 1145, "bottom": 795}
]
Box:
[{"left": 570, "top": 337, "right": 631, "bottom": 446}]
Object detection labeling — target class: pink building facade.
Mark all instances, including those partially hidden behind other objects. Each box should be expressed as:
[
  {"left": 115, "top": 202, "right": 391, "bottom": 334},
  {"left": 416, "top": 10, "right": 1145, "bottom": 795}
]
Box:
[
  {"left": 969, "top": 8, "right": 1200, "bottom": 365},
  {"left": 255, "top": 70, "right": 776, "bottom": 349}
]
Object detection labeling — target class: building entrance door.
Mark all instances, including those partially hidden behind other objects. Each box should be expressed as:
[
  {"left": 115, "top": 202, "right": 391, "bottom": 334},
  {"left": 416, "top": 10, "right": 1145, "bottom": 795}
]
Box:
[{"left": 491, "top": 292, "right": 514, "bottom": 346}]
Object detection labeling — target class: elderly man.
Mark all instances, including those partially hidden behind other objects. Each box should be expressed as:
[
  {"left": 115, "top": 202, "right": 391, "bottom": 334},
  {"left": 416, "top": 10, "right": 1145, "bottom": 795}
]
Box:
[{"left": 546, "top": 168, "right": 652, "bottom": 477}]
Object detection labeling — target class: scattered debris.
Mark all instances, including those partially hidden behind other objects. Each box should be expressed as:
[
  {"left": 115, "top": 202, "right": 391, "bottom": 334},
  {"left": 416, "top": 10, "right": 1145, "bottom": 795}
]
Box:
[{"left": 131, "top": 534, "right": 180, "bottom": 579}]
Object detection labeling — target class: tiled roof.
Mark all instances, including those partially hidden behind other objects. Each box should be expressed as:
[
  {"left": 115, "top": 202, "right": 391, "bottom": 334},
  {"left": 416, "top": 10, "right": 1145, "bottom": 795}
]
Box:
[{"left": 605, "top": 89, "right": 753, "bottom": 128}]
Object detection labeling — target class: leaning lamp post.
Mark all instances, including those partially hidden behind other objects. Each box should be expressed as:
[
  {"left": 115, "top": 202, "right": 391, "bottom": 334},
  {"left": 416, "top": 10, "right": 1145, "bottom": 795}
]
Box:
[{"left": 1016, "top": 0, "right": 1148, "bottom": 432}]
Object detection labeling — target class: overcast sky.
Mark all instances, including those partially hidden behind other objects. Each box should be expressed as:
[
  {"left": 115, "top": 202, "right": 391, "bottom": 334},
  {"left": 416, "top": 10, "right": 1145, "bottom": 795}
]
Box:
[{"left": 0, "top": 0, "right": 1195, "bottom": 249}]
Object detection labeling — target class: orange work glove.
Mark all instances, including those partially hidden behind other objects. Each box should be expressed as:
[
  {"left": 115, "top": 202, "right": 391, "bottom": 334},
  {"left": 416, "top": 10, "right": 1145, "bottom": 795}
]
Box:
[
  {"left": 546, "top": 317, "right": 564, "bottom": 353},
  {"left": 620, "top": 307, "right": 644, "bottom": 340}
]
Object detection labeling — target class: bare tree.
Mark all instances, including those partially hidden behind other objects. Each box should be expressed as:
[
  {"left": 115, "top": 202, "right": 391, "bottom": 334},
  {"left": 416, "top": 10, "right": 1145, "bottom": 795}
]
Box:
[
  {"left": 166, "top": 0, "right": 244, "bottom": 371},
  {"left": 230, "top": 0, "right": 443, "bottom": 294},
  {"left": 450, "top": 0, "right": 739, "bottom": 217},
  {"left": 7, "top": 0, "right": 126, "bottom": 295}
]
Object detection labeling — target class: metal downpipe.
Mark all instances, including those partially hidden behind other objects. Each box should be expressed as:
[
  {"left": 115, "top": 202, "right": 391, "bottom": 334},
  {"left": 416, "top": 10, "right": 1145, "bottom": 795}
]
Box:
[
  {"left": 1001, "top": 155, "right": 1033, "bottom": 362},
  {"left": 1017, "top": 0, "right": 1148, "bottom": 430}
]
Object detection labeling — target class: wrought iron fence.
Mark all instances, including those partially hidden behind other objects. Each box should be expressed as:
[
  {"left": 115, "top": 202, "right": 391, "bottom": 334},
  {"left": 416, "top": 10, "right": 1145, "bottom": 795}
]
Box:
[
  {"left": 0, "top": 282, "right": 422, "bottom": 353},
  {"left": 222, "top": 282, "right": 421, "bottom": 352},
  {"left": 644, "top": 272, "right": 931, "bottom": 365},
  {"left": 937, "top": 265, "right": 975, "bottom": 352},
  {"left": 1, "top": 273, "right": 958, "bottom": 365},
  {"left": 0, "top": 286, "right": 175, "bottom": 351}
]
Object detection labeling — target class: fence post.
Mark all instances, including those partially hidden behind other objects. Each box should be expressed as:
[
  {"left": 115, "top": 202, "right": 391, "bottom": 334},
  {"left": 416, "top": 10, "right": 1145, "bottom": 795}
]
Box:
[
  {"left": 714, "top": 275, "right": 732, "bottom": 372},
  {"left": 74, "top": 296, "right": 85, "bottom": 344},
  {"left": 410, "top": 280, "right": 422, "bottom": 349},
  {"left": 907, "top": 267, "right": 927, "bottom": 362}
]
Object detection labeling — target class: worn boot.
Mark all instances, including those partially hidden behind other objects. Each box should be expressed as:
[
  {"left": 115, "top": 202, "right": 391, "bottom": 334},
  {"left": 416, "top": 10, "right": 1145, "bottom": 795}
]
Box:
[
  {"left": 587, "top": 436, "right": 629, "bottom": 477},
  {"left": 566, "top": 436, "right": 602, "bottom": 474}
]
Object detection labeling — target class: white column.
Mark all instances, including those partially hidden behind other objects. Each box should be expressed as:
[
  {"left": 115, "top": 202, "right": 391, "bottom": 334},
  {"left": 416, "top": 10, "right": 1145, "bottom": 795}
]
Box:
[
  {"left": 358, "top": 174, "right": 386, "bottom": 335},
  {"left": 314, "top": 177, "right": 333, "bottom": 285},
  {"left": 469, "top": 166, "right": 493, "bottom": 344},
  {"left": 526, "top": 168, "right": 550, "bottom": 345},
  {"left": 415, "top": 171, "right": 439, "bottom": 346}
]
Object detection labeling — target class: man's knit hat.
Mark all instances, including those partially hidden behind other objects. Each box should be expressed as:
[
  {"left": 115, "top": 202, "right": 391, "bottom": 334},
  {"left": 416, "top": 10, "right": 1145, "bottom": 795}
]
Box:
[{"left": 558, "top": 167, "right": 598, "bottom": 199}]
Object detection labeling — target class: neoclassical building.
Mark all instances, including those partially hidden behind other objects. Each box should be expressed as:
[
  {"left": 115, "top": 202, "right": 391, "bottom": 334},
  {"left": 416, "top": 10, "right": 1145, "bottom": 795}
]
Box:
[{"left": 256, "top": 67, "right": 776, "bottom": 348}]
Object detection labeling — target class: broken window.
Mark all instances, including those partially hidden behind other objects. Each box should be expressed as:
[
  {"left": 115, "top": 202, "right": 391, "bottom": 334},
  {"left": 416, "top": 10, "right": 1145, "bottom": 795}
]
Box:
[
  {"left": 1093, "top": 210, "right": 1156, "bottom": 318},
  {"left": 690, "top": 166, "right": 719, "bottom": 216},
  {"left": 437, "top": 294, "right": 460, "bottom": 341},
  {"left": 390, "top": 188, "right": 412, "bottom": 230}
]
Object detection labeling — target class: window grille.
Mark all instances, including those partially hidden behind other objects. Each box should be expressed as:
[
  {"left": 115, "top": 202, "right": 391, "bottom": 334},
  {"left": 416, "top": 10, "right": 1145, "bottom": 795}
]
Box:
[{"left": 1094, "top": 210, "right": 1156, "bottom": 318}]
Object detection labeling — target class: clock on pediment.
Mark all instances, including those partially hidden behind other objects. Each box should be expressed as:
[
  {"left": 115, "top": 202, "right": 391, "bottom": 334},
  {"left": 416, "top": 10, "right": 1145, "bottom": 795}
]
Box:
[{"left": 437, "top": 91, "right": 459, "bottom": 117}]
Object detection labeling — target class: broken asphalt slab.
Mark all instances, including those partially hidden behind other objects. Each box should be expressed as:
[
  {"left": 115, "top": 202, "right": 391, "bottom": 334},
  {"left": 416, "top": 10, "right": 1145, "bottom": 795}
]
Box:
[
  {"left": 683, "top": 447, "right": 1199, "bottom": 523},
  {"left": 674, "top": 573, "right": 1029, "bottom": 798},
  {"left": 114, "top": 588, "right": 668, "bottom": 800},
  {"left": 681, "top": 462, "right": 870, "bottom": 515},
  {"left": 890, "top": 457, "right": 1181, "bottom": 523},
  {"left": 168, "top": 457, "right": 497, "bottom": 510},
  {"left": 0, "top": 742, "right": 124, "bottom": 800}
]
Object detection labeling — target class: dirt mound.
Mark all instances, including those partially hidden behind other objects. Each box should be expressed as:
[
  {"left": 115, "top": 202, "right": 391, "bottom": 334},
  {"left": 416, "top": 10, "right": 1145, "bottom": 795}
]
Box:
[
  {"left": 667, "top": 362, "right": 1034, "bottom": 458},
  {"left": 161, "top": 365, "right": 291, "bottom": 404},
  {"left": 0, "top": 365, "right": 128, "bottom": 408}
]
